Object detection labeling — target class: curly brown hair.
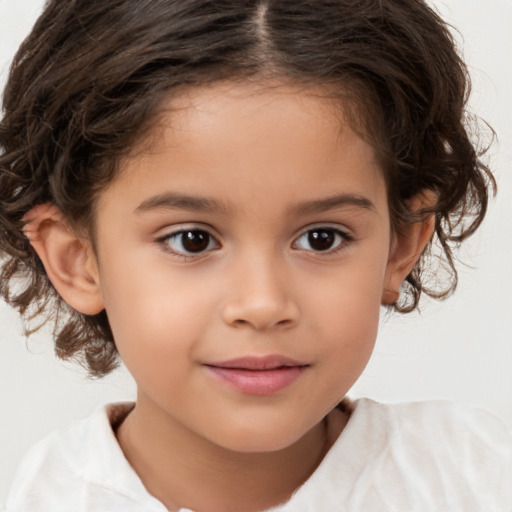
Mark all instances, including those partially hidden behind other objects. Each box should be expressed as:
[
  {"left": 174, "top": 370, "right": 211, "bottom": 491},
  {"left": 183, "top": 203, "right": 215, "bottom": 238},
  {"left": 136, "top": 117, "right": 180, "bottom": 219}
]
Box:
[{"left": 0, "top": 0, "right": 495, "bottom": 377}]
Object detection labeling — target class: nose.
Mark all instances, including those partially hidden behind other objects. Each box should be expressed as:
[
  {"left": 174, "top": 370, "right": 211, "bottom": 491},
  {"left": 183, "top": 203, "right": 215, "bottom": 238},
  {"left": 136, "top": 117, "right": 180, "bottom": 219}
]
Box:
[{"left": 221, "top": 253, "right": 300, "bottom": 331}]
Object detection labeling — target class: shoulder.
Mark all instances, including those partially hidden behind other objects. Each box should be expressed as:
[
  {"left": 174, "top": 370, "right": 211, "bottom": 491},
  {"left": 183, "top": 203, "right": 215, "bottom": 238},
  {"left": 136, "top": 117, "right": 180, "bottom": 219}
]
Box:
[
  {"left": 5, "top": 402, "right": 165, "bottom": 512},
  {"left": 346, "top": 398, "right": 512, "bottom": 509},
  {"left": 356, "top": 397, "right": 512, "bottom": 455},
  {"left": 6, "top": 408, "right": 100, "bottom": 509},
  {"left": 276, "top": 399, "right": 512, "bottom": 511}
]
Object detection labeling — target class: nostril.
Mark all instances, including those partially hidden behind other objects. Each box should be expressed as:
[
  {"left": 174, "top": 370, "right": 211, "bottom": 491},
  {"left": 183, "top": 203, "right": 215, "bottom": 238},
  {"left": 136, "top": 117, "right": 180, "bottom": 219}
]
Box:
[
  {"left": 226, "top": 312, "right": 297, "bottom": 331},
  {"left": 220, "top": 286, "right": 300, "bottom": 331}
]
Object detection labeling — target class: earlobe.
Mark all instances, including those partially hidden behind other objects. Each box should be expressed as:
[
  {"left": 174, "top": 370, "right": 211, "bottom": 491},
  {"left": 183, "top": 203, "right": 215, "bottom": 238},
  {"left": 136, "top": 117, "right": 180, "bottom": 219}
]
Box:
[
  {"left": 382, "top": 193, "right": 436, "bottom": 305},
  {"left": 23, "top": 204, "right": 104, "bottom": 315}
]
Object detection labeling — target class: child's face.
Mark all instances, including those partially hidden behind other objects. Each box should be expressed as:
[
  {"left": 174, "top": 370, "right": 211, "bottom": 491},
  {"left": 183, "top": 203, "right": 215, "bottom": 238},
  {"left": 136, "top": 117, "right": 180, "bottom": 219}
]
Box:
[{"left": 92, "top": 82, "right": 393, "bottom": 452}]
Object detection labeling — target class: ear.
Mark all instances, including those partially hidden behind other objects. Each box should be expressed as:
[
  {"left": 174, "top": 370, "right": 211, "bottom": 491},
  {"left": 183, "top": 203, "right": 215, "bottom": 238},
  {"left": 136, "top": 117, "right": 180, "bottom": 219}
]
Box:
[
  {"left": 382, "top": 192, "right": 436, "bottom": 305},
  {"left": 23, "top": 203, "right": 104, "bottom": 315}
]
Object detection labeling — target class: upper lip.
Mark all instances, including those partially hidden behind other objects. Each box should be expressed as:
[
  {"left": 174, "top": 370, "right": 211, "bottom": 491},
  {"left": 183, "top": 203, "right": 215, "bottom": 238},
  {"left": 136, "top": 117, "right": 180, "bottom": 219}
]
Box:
[{"left": 205, "top": 355, "right": 308, "bottom": 371}]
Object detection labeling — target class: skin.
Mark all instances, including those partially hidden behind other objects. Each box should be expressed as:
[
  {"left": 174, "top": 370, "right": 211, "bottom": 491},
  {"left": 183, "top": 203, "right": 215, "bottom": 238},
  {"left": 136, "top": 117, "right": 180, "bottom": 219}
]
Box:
[{"left": 26, "top": 82, "right": 433, "bottom": 511}]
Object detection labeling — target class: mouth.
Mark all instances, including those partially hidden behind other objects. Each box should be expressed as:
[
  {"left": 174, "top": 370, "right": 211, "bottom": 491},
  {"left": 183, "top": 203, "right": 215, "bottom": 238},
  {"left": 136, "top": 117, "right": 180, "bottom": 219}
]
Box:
[
  {"left": 203, "top": 355, "right": 309, "bottom": 396},
  {"left": 206, "top": 355, "right": 307, "bottom": 371}
]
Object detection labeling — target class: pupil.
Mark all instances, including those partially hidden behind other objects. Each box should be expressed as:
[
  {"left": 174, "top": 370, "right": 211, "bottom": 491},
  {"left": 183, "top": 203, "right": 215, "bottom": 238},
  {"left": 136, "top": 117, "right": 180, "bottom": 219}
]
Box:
[
  {"left": 308, "top": 230, "right": 334, "bottom": 251},
  {"left": 182, "top": 230, "right": 209, "bottom": 252}
]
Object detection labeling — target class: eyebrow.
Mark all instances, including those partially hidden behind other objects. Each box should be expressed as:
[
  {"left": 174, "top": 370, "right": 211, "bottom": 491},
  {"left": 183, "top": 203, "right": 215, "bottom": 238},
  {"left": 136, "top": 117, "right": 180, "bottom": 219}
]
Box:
[
  {"left": 134, "top": 193, "right": 229, "bottom": 215},
  {"left": 134, "top": 192, "right": 375, "bottom": 216},
  {"left": 289, "top": 193, "right": 376, "bottom": 215}
]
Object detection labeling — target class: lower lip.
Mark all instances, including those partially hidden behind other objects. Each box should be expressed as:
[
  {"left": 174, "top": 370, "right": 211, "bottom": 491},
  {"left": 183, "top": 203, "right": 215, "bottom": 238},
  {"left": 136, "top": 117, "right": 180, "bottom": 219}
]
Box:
[{"left": 205, "top": 366, "right": 305, "bottom": 396}]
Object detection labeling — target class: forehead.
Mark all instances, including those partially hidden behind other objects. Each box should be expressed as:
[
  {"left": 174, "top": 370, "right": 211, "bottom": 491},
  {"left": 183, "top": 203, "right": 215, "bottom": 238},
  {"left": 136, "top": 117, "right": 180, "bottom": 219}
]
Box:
[
  {"left": 101, "top": 81, "right": 387, "bottom": 218},
  {"left": 158, "top": 81, "right": 364, "bottom": 153}
]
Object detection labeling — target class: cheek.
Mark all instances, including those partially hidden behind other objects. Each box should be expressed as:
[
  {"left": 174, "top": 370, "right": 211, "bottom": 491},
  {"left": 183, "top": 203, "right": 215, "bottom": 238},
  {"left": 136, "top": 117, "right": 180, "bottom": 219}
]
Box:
[
  {"left": 307, "top": 259, "right": 385, "bottom": 330},
  {"left": 301, "top": 252, "right": 386, "bottom": 375},
  {"left": 313, "top": 285, "right": 380, "bottom": 397},
  {"left": 98, "top": 257, "right": 218, "bottom": 361},
  {"left": 314, "top": 295, "right": 380, "bottom": 365}
]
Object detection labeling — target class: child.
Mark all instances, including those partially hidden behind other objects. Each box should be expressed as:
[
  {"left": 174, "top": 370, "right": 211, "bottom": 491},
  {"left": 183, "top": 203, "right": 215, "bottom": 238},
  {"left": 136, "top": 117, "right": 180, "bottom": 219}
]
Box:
[{"left": 1, "top": 0, "right": 511, "bottom": 510}]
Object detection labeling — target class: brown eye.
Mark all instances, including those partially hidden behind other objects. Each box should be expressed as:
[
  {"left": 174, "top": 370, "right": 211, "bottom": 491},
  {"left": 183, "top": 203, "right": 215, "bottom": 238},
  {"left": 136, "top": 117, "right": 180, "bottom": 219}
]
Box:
[
  {"left": 163, "top": 229, "right": 219, "bottom": 255},
  {"left": 294, "top": 228, "right": 347, "bottom": 252},
  {"left": 308, "top": 230, "right": 336, "bottom": 251},
  {"left": 181, "top": 230, "right": 210, "bottom": 252}
]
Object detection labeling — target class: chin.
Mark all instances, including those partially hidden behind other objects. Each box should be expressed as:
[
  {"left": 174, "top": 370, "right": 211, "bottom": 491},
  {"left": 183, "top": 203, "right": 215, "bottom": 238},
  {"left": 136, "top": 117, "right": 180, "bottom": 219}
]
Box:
[{"left": 208, "top": 421, "right": 314, "bottom": 455}]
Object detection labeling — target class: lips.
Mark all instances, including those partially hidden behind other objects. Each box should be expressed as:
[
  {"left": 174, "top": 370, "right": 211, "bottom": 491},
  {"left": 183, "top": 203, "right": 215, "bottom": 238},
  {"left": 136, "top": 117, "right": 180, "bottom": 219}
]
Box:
[{"left": 204, "top": 355, "right": 308, "bottom": 396}]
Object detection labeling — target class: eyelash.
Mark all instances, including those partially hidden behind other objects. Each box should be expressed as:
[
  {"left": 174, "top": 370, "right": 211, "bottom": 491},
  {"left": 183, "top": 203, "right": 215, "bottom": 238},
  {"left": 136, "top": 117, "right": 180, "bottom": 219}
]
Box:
[
  {"left": 156, "top": 228, "right": 220, "bottom": 260},
  {"left": 292, "top": 226, "right": 353, "bottom": 256},
  {"left": 156, "top": 225, "right": 353, "bottom": 260}
]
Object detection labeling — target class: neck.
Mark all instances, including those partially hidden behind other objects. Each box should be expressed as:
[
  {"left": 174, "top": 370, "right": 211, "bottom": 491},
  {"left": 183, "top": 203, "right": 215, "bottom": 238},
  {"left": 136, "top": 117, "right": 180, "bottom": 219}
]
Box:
[{"left": 115, "top": 396, "right": 347, "bottom": 512}]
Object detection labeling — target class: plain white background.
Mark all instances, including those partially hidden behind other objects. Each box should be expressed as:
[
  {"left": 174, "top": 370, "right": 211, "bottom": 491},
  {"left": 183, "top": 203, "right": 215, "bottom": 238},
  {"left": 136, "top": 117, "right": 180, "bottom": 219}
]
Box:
[{"left": 1, "top": 0, "right": 511, "bottom": 505}]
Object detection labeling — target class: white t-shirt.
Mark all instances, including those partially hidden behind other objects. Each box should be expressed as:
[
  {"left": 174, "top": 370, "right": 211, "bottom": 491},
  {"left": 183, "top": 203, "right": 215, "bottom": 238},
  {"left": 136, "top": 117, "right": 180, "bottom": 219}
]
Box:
[{"left": 5, "top": 398, "right": 512, "bottom": 511}]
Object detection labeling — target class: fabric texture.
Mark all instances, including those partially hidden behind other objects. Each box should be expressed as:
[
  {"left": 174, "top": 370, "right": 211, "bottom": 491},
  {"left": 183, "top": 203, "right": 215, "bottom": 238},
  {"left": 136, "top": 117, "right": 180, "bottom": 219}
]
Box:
[{"left": 6, "top": 398, "right": 512, "bottom": 512}]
